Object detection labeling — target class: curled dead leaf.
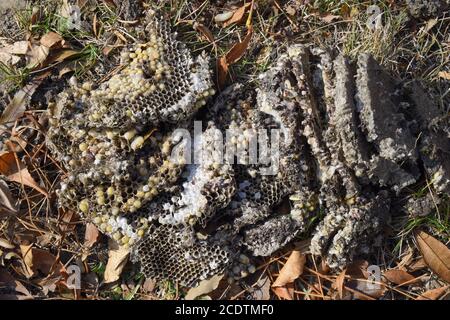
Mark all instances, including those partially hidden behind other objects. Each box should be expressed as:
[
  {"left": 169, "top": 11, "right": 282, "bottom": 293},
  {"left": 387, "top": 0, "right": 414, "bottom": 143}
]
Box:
[
  {"left": 415, "top": 230, "right": 450, "bottom": 283},
  {"left": 225, "top": 27, "right": 253, "bottom": 65}
]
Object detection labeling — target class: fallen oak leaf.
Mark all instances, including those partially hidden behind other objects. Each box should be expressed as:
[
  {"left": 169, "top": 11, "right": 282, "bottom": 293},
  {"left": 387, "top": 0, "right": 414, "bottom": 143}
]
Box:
[
  {"left": 104, "top": 239, "right": 130, "bottom": 283},
  {"left": 415, "top": 230, "right": 450, "bottom": 283},
  {"left": 185, "top": 273, "right": 224, "bottom": 300},
  {"left": 0, "top": 151, "right": 48, "bottom": 196},
  {"left": 415, "top": 285, "right": 449, "bottom": 300},
  {"left": 272, "top": 250, "right": 306, "bottom": 287}
]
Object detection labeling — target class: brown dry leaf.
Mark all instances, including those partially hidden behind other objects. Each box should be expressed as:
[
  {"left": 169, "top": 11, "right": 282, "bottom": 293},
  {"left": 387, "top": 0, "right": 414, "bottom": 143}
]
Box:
[
  {"left": 415, "top": 230, "right": 450, "bottom": 283},
  {"left": 320, "top": 14, "right": 341, "bottom": 23},
  {"left": 0, "top": 52, "right": 21, "bottom": 66},
  {"left": 2, "top": 41, "right": 29, "bottom": 55},
  {"left": 223, "top": 3, "right": 252, "bottom": 27},
  {"left": 272, "top": 250, "right": 306, "bottom": 287},
  {"left": 216, "top": 57, "right": 229, "bottom": 90},
  {"left": 383, "top": 269, "right": 417, "bottom": 286},
  {"left": 40, "top": 32, "right": 64, "bottom": 48},
  {"left": 408, "top": 257, "right": 428, "bottom": 272},
  {"left": 193, "top": 22, "right": 215, "bottom": 45},
  {"left": 225, "top": 27, "right": 253, "bottom": 65},
  {"left": 142, "top": 278, "right": 156, "bottom": 294},
  {"left": 0, "top": 178, "right": 18, "bottom": 216},
  {"left": 415, "top": 285, "right": 449, "bottom": 300},
  {"left": 0, "top": 238, "right": 15, "bottom": 249},
  {"left": 84, "top": 222, "right": 100, "bottom": 248},
  {"left": 26, "top": 44, "right": 50, "bottom": 68},
  {"left": 0, "top": 151, "right": 48, "bottom": 196},
  {"left": 58, "top": 209, "right": 79, "bottom": 232},
  {"left": 272, "top": 284, "right": 294, "bottom": 300},
  {"left": 104, "top": 239, "right": 130, "bottom": 283},
  {"left": 46, "top": 49, "right": 80, "bottom": 65},
  {"left": 438, "top": 71, "right": 450, "bottom": 80},
  {"left": 217, "top": 27, "right": 253, "bottom": 89},
  {"left": 20, "top": 245, "right": 64, "bottom": 278},
  {"left": 0, "top": 268, "right": 32, "bottom": 297},
  {"left": 0, "top": 81, "right": 41, "bottom": 127},
  {"left": 335, "top": 269, "right": 346, "bottom": 299},
  {"left": 250, "top": 276, "right": 271, "bottom": 300},
  {"left": 185, "top": 273, "right": 224, "bottom": 300}
]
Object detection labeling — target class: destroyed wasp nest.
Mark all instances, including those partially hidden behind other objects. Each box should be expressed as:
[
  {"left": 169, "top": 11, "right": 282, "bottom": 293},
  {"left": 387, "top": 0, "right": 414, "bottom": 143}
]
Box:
[{"left": 47, "top": 12, "right": 450, "bottom": 287}]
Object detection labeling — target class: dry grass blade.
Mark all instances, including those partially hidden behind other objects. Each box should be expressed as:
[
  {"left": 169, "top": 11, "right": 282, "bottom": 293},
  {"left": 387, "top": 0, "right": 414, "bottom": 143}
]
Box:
[{"left": 415, "top": 230, "right": 450, "bottom": 283}]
